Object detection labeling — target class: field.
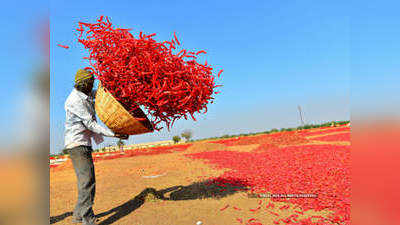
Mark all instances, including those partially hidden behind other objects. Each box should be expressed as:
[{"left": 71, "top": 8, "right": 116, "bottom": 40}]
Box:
[{"left": 50, "top": 124, "right": 350, "bottom": 225}]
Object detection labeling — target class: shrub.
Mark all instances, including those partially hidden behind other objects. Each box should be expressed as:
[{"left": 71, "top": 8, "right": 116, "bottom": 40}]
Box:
[
  {"left": 172, "top": 135, "right": 181, "bottom": 143},
  {"left": 270, "top": 128, "right": 279, "bottom": 133}
]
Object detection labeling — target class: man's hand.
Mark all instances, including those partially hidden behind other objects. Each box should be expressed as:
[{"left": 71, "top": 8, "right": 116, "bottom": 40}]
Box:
[{"left": 115, "top": 134, "right": 129, "bottom": 140}]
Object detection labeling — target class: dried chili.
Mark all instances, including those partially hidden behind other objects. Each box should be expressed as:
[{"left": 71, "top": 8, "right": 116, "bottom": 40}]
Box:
[
  {"left": 77, "top": 16, "right": 222, "bottom": 130},
  {"left": 57, "top": 44, "right": 69, "bottom": 49}
]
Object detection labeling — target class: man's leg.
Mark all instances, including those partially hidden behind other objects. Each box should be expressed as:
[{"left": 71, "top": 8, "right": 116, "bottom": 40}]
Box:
[{"left": 68, "top": 146, "right": 96, "bottom": 222}]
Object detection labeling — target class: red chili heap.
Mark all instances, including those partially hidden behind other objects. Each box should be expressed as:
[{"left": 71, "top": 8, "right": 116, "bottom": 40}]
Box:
[{"left": 77, "top": 16, "right": 222, "bottom": 130}]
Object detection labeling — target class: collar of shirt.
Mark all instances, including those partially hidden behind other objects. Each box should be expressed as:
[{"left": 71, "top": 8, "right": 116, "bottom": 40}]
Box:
[{"left": 74, "top": 88, "right": 94, "bottom": 101}]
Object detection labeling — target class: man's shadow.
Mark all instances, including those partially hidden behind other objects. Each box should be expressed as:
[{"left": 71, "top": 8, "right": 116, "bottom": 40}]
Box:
[
  {"left": 50, "top": 177, "right": 249, "bottom": 225},
  {"left": 50, "top": 212, "right": 73, "bottom": 224}
]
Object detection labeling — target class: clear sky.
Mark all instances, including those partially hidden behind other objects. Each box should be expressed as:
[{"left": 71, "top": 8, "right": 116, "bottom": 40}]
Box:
[
  {"left": 48, "top": 0, "right": 353, "bottom": 154},
  {"left": 0, "top": 1, "right": 48, "bottom": 153}
]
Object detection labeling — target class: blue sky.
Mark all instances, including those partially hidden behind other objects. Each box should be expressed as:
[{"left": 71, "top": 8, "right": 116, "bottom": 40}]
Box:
[
  {"left": 0, "top": 1, "right": 48, "bottom": 152},
  {"left": 48, "top": 0, "right": 352, "bottom": 154},
  {"left": 2, "top": 0, "right": 398, "bottom": 154},
  {"left": 350, "top": 1, "right": 400, "bottom": 118}
]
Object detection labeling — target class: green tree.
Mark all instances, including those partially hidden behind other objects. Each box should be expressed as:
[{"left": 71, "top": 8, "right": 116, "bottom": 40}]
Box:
[{"left": 172, "top": 135, "right": 181, "bottom": 143}]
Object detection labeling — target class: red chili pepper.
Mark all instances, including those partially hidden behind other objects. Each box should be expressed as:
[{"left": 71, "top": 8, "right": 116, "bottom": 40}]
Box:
[
  {"left": 247, "top": 218, "right": 256, "bottom": 223},
  {"left": 218, "top": 69, "right": 223, "bottom": 78},
  {"left": 249, "top": 206, "right": 261, "bottom": 212},
  {"left": 196, "top": 50, "right": 207, "bottom": 55},
  {"left": 220, "top": 204, "right": 229, "bottom": 211},
  {"left": 233, "top": 206, "right": 242, "bottom": 211},
  {"left": 57, "top": 44, "right": 69, "bottom": 49},
  {"left": 173, "top": 31, "right": 180, "bottom": 45},
  {"left": 279, "top": 205, "right": 290, "bottom": 210},
  {"left": 268, "top": 211, "right": 279, "bottom": 216},
  {"left": 311, "top": 215, "right": 325, "bottom": 219},
  {"left": 294, "top": 210, "right": 303, "bottom": 215}
]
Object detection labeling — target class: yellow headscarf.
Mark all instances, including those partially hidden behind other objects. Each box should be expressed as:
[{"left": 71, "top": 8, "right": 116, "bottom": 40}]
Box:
[{"left": 75, "top": 69, "right": 93, "bottom": 84}]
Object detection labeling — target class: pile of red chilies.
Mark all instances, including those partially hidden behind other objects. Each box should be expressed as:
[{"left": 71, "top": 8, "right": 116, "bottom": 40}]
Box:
[{"left": 77, "top": 16, "right": 222, "bottom": 130}]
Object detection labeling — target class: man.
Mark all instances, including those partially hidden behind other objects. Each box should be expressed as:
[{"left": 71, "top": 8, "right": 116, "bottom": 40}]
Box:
[{"left": 64, "top": 69, "right": 128, "bottom": 225}]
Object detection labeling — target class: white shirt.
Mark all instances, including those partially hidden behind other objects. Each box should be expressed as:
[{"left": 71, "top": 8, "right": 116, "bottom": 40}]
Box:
[{"left": 64, "top": 88, "right": 115, "bottom": 149}]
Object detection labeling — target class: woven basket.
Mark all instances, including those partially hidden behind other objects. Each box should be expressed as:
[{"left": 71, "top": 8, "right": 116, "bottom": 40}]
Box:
[{"left": 95, "top": 85, "right": 153, "bottom": 135}]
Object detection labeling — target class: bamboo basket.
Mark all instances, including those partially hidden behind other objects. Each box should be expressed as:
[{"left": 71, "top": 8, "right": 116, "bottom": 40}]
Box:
[{"left": 95, "top": 84, "right": 153, "bottom": 135}]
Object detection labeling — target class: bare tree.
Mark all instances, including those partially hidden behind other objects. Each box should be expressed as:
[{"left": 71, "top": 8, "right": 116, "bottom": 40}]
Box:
[{"left": 181, "top": 130, "right": 193, "bottom": 142}]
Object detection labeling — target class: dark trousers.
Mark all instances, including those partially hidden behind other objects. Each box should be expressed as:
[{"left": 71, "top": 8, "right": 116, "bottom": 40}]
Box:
[{"left": 68, "top": 145, "right": 96, "bottom": 220}]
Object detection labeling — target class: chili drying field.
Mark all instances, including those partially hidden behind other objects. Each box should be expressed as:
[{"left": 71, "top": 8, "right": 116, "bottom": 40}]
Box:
[{"left": 50, "top": 124, "right": 350, "bottom": 225}]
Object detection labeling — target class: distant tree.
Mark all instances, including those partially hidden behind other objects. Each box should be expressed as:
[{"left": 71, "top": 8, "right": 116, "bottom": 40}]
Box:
[
  {"left": 172, "top": 135, "right": 181, "bottom": 143},
  {"left": 181, "top": 130, "right": 193, "bottom": 142}
]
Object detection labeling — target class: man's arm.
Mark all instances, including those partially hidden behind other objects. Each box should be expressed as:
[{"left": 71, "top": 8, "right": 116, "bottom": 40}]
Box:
[{"left": 68, "top": 100, "right": 115, "bottom": 137}]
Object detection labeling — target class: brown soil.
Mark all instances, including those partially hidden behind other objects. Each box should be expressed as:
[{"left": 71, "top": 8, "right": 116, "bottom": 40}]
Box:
[
  {"left": 226, "top": 144, "right": 260, "bottom": 152},
  {"left": 50, "top": 142, "right": 334, "bottom": 225}
]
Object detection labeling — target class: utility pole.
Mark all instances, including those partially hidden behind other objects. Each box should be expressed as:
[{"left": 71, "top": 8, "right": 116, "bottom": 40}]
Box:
[{"left": 298, "top": 105, "right": 305, "bottom": 126}]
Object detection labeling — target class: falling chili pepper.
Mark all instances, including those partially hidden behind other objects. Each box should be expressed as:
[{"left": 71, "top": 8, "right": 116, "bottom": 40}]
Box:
[
  {"left": 173, "top": 31, "right": 180, "bottom": 45},
  {"left": 196, "top": 50, "right": 207, "bottom": 55},
  {"left": 218, "top": 69, "right": 223, "bottom": 78},
  {"left": 57, "top": 44, "right": 69, "bottom": 49}
]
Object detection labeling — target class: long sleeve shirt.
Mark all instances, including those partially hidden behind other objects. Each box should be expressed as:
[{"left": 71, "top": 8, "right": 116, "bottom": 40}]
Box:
[{"left": 64, "top": 88, "right": 115, "bottom": 149}]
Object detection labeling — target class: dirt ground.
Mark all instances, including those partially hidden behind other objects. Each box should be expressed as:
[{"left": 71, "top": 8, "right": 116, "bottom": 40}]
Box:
[{"left": 50, "top": 135, "right": 345, "bottom": 225}]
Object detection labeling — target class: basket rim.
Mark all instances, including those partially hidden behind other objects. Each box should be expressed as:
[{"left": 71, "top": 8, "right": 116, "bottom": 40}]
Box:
[{"left": 96, "top": 83, "right": 154, "bottom": 133}]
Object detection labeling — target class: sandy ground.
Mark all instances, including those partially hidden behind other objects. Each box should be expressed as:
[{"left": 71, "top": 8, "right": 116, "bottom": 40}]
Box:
[{"left": 51, "top": 126, "right": 350, "bottom": 225}]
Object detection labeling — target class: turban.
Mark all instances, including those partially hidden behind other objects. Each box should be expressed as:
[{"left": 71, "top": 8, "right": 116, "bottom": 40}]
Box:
[{"left": 75, "top": 69, "right": 93, "bottom": 84}]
